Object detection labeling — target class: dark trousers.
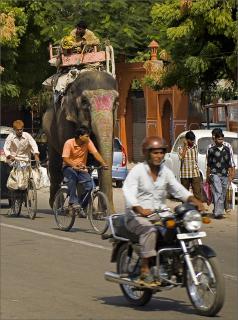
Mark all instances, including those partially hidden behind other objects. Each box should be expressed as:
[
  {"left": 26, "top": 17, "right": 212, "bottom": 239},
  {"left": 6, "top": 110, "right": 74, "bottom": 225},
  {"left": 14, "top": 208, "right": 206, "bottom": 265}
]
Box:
[
  {"left": 180, "top": 177, "right": 202, "bottom": 201},
  {"left": 63, "top": 167, "right": 93, "bottom": 207}
]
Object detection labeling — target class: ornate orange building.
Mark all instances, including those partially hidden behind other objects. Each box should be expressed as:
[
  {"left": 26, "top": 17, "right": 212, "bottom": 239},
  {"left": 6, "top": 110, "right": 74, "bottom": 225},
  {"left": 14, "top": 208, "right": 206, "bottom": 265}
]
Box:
[{"left": 115, "top": 41, "right": 190, "bottom": 162}]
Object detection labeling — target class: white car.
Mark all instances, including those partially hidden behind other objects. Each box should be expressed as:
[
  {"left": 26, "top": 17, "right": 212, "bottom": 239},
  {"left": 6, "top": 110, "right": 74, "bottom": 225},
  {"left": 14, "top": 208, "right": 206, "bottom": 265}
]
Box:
[
  {"left": 165, "top": 129, "right": 238, "bottom": 183},
  {"left": 0, "top": 126, "right": 14, "bottom": 162}
]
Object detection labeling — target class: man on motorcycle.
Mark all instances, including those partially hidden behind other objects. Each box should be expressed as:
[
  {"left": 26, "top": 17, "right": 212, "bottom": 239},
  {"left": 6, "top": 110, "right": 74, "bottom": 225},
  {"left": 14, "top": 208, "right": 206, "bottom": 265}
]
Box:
[{"left": 122, "top": 136, "right": 205, "bottom": 286}]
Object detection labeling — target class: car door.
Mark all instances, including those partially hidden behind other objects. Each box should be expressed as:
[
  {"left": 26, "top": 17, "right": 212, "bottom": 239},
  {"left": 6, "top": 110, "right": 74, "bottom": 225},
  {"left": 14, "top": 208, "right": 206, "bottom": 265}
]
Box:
[{"left": 165, "top": 134, "right": 185, "bottom": 180}]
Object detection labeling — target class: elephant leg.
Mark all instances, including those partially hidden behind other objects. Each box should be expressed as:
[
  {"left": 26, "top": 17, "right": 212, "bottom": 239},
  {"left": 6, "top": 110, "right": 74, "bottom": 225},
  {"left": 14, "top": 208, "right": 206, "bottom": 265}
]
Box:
[{"left": 48, "top": 146, "right": 63, "bottom": 208}]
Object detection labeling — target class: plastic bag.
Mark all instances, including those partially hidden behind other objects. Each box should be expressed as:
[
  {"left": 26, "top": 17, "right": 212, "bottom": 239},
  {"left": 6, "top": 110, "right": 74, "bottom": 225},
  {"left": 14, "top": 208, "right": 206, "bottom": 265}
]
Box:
[
  {"left": 7, "top": 167, "right": 29, "bottom": 190},
  {"left": 31, "top": 167, "right": 41, "bottom": 189},
  {"left": 225, "top": 183, "right": 233, "bottom": 210},
  {"left": 31, "top": 166, "right": 50, "bottom": 189},
  {"left": 202, "top": 181, "right": 212, "bottom": 205}
]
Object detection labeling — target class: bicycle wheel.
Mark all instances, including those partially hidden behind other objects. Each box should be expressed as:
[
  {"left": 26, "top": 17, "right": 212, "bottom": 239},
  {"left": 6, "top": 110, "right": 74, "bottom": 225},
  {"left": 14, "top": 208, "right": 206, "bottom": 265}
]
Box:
[
  {"left": 26, "top": 179, "right": 37, "bottom": 220},
  {"left": 53, "top": 187, "right": 75, "bottom": 231},
  {"left": 9, "top": 190, "right": 23, "bottom": 216},
  {"left": 88, "top": 190, "right": 110, "bottom": 234}
]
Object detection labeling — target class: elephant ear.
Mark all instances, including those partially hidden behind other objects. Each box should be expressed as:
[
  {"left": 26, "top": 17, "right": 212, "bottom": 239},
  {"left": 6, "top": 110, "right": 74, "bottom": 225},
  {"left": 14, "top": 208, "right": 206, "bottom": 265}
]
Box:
[{"left": 60, "top": 94, "right": 81, "bottom": 124}]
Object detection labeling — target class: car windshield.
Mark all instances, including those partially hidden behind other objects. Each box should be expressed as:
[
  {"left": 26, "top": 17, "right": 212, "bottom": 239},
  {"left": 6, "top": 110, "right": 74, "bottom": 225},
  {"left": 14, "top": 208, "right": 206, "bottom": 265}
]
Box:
[
  {"left": 0, "top": 139, "right": 5, "bottom": 148},
  {"left": 198, "top": 137, "right": 238, "bottom": 154},
  {"left": 0, "top": 133, "right": 10, "bottom": 139},
  {"left": 114, "top": 139, "right": 122, "bottom": 152}
]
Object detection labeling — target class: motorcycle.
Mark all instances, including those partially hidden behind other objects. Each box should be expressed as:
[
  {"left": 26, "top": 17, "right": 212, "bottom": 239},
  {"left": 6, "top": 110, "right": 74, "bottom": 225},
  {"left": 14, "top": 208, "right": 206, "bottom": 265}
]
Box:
[{"left": 103, "top": 203, "right": 225, "bottom": 316}]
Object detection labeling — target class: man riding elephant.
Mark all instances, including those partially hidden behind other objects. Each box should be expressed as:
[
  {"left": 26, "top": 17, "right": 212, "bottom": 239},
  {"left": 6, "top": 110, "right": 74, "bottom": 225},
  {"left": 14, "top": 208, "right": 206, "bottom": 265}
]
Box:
[{"left": 43, "top": 70, "right": 118, "bottom": 210}]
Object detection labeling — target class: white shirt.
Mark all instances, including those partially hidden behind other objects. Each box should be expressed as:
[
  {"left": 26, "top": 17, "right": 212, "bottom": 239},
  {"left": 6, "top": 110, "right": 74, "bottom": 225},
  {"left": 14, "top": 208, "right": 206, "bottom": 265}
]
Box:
[
  {"left": 4, "top": 131, "right": 39, "bottom": 162},
  {"left": 122, "top": 162, "right": 192, "bottom": 213}
]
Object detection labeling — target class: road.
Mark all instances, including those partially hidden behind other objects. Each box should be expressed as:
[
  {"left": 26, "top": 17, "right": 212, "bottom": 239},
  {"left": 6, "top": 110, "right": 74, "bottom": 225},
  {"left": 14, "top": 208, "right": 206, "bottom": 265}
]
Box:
[{"left": 0, "top": 187, "right": 237, "bottom": 320}]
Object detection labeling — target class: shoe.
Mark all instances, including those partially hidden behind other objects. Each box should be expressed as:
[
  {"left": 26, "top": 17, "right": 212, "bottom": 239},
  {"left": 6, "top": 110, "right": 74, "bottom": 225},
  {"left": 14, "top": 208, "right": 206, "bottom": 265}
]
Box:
[
  {"left": 7, "top": 209, "right": 15, "bottom": 216},
  {"left": 215, "top": 215, "right": 224, "bottom": 219},
  {"left": 78, "top": 208, "right": 86, "bottom": 218},
  {"left": 134, "top": 273, "right": 161, "bottom": 287},
  {"left": 69, "top": 203, "right": 81, "bottom": 210}
]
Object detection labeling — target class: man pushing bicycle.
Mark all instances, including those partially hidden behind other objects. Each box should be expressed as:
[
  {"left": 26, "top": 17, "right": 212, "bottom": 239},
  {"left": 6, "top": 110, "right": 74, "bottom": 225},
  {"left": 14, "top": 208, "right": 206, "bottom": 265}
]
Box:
[
  {"left": 62, "top": 126, "right": 108, "bottom": 212},
  {"left": 4, "top": 120, "right": 40, "bottom": 216}
]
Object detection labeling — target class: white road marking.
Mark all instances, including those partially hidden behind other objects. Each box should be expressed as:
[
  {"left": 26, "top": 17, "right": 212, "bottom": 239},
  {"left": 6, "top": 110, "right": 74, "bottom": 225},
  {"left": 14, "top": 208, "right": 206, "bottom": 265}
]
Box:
[
  {"left": 0, "top": 223, "right": 111, "bottom": 251},
  {"left": 224, "top": 274, "right": 238, "bottom": 281},
  {"left": 1, "top": 223, "right": 237, "bottom": 281}
]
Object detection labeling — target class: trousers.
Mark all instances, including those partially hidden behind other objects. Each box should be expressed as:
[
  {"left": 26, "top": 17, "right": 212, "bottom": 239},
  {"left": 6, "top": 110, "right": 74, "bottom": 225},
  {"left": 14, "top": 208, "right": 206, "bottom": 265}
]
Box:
[
  {"left": 63, "top": 166, "right": 93, "bottom": 207},
  {"left": 126, "top": 214, "right": 157, "bottom": 258},
  {"left": 180, "top": 177, "right": 202, "bottom": 200},
  {"left": 209, "top": 174, "right": 228, "bottom": 217}
]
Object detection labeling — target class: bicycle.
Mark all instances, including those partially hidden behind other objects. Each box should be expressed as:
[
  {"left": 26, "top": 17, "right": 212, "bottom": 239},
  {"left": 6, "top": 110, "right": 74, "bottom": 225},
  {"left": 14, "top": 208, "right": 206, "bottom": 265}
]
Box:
[
  {"left": 8, "top": 159, "right": 37, "bottom": 219},
  {"left": 53, "top": 166, "right": 110, "bottom": 234}
]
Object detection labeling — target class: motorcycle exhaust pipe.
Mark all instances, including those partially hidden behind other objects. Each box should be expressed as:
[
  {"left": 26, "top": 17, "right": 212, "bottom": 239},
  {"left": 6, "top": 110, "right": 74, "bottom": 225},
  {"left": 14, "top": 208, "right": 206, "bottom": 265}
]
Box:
[{"left": 105, "top": 271, "right": 149, "bottom": 289}]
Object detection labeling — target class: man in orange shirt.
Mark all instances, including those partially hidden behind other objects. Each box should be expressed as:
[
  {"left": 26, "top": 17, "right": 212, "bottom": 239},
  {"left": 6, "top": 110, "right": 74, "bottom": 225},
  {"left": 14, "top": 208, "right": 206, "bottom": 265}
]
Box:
[{"left": 62, "top": 126, "right": 108, "bottom": 210}]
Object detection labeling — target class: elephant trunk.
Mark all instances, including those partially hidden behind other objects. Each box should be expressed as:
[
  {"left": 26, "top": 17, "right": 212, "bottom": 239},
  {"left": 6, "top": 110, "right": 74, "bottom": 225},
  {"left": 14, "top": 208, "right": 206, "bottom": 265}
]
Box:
[{"left": 83, "top": 89, "right": 118, "bottom": 212}]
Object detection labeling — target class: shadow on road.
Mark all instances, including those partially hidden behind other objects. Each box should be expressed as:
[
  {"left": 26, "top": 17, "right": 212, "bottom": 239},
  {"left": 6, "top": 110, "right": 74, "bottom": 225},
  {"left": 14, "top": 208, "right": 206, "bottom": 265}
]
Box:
[{"left": 97, "top": 295, "right": 194, "bottom": 314}]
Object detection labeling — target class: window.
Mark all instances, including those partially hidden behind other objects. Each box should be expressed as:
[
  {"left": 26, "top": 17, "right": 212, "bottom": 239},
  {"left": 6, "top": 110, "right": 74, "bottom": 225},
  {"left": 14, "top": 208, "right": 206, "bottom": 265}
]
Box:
[
  {"left": 0, "top": 139, "right": 5, "bottom": 148},
  {"left": 224, "top": 138, "right": 238, "bottom": 154},
  {"left": 0, "top": 134, "right": 10, "bottom": 139},
  {"left": 172, "top": 136, "right": 185, "bottom": 153},
  {"left": 113, "top": 138, "right": 122, "bottom": 152},
  {"left": 197, "top": 137, "right": 213, "bottom": 155},
  {"left": 198, "top": 137, "right": 238, "bottom": 155}
]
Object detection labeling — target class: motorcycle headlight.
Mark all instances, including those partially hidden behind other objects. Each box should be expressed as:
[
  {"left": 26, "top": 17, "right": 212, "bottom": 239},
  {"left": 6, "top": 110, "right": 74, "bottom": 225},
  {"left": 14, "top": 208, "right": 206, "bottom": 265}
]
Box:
[{"left": 183, "top": 210, "right": 202, "bottom": 232}]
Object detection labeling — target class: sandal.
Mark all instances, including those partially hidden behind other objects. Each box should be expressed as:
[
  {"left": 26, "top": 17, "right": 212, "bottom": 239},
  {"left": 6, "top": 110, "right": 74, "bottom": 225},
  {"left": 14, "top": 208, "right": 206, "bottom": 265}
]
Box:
[{"left": 134, "top": 273, "right": 161, "bottom": 287}]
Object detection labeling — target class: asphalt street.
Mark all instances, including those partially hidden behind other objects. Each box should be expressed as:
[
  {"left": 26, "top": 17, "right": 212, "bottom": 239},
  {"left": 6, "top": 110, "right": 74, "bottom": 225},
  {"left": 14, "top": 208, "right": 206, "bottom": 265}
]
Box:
[{"left": 0, "top": 187, "right": 237, "bottom": 320}]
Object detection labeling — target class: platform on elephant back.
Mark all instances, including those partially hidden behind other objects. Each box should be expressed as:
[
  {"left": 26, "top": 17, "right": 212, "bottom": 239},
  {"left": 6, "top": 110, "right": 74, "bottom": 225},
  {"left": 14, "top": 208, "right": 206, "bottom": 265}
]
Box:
[{"left": 48, "top": 44, "right": 109, "bottom": 67}]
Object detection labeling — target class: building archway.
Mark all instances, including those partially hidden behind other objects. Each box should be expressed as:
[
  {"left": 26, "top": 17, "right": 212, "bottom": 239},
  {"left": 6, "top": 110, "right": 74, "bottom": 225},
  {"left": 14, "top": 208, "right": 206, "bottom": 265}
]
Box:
[
  {"left": 161, "top": 99, "right": 173, "bottom": 150},
  {"left": 129, "top": 89, "right": 146, "bottom": 162}
]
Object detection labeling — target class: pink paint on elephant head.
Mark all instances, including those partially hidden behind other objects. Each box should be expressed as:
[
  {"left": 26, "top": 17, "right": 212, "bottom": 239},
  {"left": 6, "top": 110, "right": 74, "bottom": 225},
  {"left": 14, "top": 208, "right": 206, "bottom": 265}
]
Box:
[{"left": 91, "top": 94, "right": 114, "bottom": 112}]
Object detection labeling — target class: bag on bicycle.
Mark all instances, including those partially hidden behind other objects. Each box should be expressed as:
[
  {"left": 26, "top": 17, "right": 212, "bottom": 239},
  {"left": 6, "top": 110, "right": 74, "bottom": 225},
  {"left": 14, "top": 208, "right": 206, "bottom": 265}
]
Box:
[{"left": 7, "top": 167, "right": 30, "bottom": 190}]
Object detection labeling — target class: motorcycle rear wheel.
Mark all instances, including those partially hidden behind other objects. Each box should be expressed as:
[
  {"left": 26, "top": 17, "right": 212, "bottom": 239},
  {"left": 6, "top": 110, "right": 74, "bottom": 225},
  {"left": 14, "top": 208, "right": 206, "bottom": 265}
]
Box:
[
  {"left": 117, "top": 243, "right": 152, "bottom": 306},
  {"left": 186, "top": 254, "right": 225, "bottom": 316}
]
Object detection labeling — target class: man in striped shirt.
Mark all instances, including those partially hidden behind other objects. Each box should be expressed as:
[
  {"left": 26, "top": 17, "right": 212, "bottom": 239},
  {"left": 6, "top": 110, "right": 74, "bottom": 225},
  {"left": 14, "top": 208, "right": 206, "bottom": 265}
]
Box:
[{"left": 178, "top": 131, "right": 202, "bottom": 200}]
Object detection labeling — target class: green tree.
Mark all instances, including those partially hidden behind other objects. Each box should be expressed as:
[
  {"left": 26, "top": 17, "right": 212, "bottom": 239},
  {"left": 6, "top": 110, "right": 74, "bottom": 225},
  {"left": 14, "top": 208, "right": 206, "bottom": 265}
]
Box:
[
  {"left": 1, "top": 0, "right": 157, "bottom": 105},
  {"left": 31, "top": 0, "right": 157, "bottom": 57},
  {"left": 0, "top": 1, "right": 27, "bottom": 97},
  {"left": 151, "top": 0, "right": 237, "bottom": 101}
]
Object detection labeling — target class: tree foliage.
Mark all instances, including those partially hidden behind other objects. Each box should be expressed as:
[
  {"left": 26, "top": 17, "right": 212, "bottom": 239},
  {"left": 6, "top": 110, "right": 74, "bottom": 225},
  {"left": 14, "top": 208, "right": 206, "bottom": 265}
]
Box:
[
  {"left": 1, "top": 0, "right": 156, "bottom": 104},
  {"left": 151, "top": 0, "right": 237, "bottom": 98}
]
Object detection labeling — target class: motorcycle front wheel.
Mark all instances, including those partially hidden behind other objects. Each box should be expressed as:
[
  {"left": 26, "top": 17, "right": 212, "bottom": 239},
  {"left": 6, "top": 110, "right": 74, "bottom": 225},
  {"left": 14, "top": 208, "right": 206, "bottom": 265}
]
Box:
[
  {"left": 186, "top": 254, "right": 225, "bottom": 316},
  {"left": 117, "top": 243, "right": 152, "bottom": 306}
]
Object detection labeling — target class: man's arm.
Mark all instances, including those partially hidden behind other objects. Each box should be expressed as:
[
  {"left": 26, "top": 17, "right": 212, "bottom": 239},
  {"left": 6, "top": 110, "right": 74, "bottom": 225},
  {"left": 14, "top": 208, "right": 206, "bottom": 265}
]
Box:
[
  {"left": 84, "top": 30, "right": 100, "bottom": 46},
  {"left": 91, "top": 151, "right": 108, "bottom": 168},
  {"left": 3, "top": 135, "right": 13, "bottom": 160},
  {"left": 187, "top": 195, "right": 205, "bottom": 211},
  {"left": 166, "top": 168, "right": 205, "bottom": 211},
  {"left": 28, "top": 134, "right": 40, "bottom": 161},
  {"left": 178, "top": 140, "right": 188, "bottom": 160},
  {"left": 227, "top": 144, "right": 236, "bottom": 180},
  {"left": 206, "top": 148, "right": 212, "bottom": 182},
  {"left": 62, "top": 157, "right": 83, "bottom": 170}
]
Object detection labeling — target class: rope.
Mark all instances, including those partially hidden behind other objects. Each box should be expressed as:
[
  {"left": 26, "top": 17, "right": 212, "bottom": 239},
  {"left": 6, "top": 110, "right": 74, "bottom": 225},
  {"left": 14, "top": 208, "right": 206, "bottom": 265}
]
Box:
[{"left": 105, "top": 45, "right": 116, "bottom": 78}]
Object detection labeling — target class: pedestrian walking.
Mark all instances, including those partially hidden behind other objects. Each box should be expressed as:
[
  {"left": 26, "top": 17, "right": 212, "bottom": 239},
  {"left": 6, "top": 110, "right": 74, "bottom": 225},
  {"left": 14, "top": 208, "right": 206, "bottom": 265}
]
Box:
[
  {"left": 178, "top": 131, "right": 202, "bottom": 201},
  {"left": 206, "top": 131, "right": 233, "bottom": 219},
  {"left": 207, "top": 127, "right": 236, "bottom": 212}
]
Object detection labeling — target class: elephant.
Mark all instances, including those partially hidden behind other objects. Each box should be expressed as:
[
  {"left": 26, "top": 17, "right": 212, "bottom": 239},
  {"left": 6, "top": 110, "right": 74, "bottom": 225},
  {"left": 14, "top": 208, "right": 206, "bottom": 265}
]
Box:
[{"left": 42, "top": 70, "right": 119, "bottom": 210}]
